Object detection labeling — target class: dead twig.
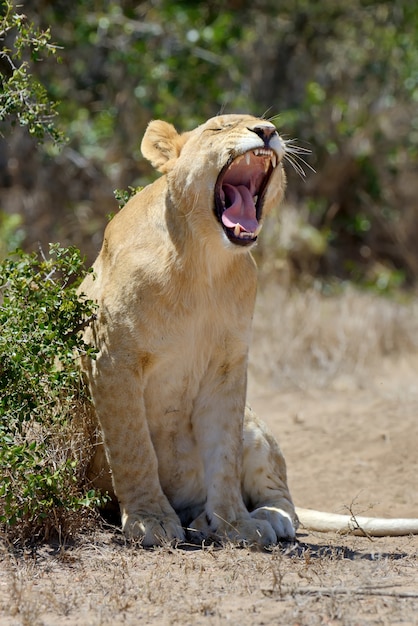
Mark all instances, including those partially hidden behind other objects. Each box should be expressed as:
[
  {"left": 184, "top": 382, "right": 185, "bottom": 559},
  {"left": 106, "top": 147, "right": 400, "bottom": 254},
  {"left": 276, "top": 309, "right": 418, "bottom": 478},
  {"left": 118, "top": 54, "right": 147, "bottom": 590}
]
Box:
[{"left": 292, "top": 586, "right": 418, "bottom": 599}]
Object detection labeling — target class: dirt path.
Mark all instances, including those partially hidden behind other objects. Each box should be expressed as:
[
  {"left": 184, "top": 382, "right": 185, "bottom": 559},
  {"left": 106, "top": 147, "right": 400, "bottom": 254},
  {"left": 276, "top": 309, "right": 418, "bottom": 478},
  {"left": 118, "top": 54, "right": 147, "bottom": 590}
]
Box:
[
  {"left": 1, "top": 321, "right": 418, "bottom": 625},
  {"left": 1, "top": 529, "right": 417, "bottom": 626},
  {"left": 250, "top": 354, "right": 418, "bottom": 521}
]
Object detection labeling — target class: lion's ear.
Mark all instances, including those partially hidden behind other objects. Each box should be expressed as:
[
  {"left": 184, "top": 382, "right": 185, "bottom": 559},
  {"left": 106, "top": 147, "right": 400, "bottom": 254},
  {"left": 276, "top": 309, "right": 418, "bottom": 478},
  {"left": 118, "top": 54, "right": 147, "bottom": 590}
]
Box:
[{"left": 141, "top": 120, "right": 190, "bottom": 173}]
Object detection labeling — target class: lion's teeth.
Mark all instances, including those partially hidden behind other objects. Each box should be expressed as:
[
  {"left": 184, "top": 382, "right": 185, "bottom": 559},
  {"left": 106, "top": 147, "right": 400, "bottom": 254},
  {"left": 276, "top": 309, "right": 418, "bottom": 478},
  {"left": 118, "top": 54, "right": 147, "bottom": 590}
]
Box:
[
  {"left": 254, "top": 223, "right": 263, "bottom": 236},
  {"left": 253, "top": 148, "right": 276, "bottom": 160},
  {"left": 271, "top": 153, "right": 277, "bottom": 168},
  {"left": 233, "top": 224, "right": 258, "bottom": 239},
  {"left": 245, "top": 152, "right": 251, "bottom": 165},
  {"left": 253, "top": 195, "right": 258, "bottom": 204}
]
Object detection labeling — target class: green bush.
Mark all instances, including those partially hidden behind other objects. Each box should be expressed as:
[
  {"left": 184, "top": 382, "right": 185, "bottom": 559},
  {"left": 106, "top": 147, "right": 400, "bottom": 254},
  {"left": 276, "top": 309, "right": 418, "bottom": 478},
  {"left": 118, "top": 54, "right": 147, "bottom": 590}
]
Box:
[
  {"left": 0, "top": 0, "right": 64, "bottom": 142},
  {"left": 0, "top": 244, "right": 106, "bottom": 542}
]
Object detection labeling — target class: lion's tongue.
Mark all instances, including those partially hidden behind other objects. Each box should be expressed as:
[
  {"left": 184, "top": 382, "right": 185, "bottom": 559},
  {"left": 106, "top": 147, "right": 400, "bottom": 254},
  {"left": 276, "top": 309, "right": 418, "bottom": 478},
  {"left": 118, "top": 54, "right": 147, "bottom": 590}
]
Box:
[{"left": 221, "top": 184, "right": 258, "bottom": 233}]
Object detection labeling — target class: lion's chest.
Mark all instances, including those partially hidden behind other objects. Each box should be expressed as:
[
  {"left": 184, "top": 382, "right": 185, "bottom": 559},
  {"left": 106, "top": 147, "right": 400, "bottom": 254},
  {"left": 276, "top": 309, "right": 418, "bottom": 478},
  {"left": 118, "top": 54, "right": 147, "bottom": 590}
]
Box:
[
  {"left": 141, "top": 307, "right": 246, "bottom": 510},
  {"left": 142, "top": 339, "right": 210, "bottom": 510}
]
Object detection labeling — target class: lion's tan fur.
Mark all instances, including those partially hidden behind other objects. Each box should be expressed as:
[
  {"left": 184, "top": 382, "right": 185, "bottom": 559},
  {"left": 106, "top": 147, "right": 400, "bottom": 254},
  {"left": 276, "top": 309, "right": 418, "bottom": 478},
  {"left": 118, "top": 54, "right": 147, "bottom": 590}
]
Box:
[
  {"left": 79, "top": 114, "right": 418, "bottom": 543},
  {"left": 80, "top": 114, "right": 297, "bottom": 546}
]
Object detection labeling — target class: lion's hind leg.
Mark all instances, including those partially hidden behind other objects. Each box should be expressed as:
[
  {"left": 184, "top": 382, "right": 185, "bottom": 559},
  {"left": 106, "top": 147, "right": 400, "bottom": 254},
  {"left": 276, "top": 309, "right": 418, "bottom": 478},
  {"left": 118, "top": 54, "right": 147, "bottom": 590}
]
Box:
[{"left": 242, "top": 406, "right": 298, "bottom": 541}]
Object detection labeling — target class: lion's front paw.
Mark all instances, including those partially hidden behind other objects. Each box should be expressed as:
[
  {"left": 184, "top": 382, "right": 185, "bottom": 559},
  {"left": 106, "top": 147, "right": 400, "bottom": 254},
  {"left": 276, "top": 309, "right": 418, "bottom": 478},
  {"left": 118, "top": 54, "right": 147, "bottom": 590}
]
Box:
[
  {"left": 188, "top": 511, "right": 278, "bottom": 547},
  {"left": 122, "top": 512, "right": 185, "bottom": 547},
  {"left": 250, "top": 506, "right": 297, "bottom": 540}
]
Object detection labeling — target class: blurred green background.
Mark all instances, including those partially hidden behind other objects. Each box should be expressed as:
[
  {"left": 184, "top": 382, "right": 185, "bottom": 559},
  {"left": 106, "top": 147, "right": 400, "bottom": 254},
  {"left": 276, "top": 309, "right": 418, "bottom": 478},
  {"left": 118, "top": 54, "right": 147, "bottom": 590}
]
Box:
[{"left": 1, "top": 0, "right": 418, "bottom": 290}]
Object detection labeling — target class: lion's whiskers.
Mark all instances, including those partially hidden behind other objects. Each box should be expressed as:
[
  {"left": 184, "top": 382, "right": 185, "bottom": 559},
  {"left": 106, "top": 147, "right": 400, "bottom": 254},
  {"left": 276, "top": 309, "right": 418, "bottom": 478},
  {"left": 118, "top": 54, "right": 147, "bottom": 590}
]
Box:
[{"left": 283, "top": 139, "right": 315, "bottom": 179}]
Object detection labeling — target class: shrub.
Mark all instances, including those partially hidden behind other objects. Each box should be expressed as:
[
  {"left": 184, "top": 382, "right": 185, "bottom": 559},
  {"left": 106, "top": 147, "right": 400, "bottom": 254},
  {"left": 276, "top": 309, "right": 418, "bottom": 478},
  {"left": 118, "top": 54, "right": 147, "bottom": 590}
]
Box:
[
  {"left": 0, "top": 0, "right": 64, "bottom": 142},
  {"left": 0, "top": 244, "right": 106, "bottom": 542}
]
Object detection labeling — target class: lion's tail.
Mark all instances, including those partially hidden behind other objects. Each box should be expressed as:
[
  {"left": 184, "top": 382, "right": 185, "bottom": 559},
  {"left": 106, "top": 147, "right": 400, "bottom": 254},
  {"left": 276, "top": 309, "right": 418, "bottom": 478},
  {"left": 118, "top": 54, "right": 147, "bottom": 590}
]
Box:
[{"left": 295, "top": 507, "right": 418, "bottom": 537}]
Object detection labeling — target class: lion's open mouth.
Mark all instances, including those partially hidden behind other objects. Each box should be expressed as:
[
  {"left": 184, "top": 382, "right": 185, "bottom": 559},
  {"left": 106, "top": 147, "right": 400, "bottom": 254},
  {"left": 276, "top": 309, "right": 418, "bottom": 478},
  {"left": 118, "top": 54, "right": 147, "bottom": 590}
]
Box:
[{"left": 214, "top": 148, "right": 278, "bottom": 246}]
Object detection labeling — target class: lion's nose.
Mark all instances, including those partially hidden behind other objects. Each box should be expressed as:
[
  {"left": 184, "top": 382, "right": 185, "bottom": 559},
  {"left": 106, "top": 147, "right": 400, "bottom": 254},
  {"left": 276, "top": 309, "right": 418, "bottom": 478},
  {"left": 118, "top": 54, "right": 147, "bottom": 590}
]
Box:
[{"left": 248, "top": 124, "right": 277, "bottom": 145}]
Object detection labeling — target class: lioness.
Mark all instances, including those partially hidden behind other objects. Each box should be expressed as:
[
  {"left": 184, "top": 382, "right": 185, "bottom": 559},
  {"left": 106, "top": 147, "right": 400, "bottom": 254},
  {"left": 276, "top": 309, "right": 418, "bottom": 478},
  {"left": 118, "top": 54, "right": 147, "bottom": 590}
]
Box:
[
  {"left": 80, "top": 114, "right": 418, "bottom": 545},
  {"left": 80, "top": 114, "right": 297, "bottom": 546}
]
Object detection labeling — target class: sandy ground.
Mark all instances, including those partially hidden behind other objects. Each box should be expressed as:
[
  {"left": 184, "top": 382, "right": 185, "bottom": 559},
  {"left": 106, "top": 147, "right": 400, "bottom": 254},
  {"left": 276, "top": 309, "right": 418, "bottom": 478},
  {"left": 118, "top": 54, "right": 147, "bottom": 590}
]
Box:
[{"left": 1, "top": 290, "right": 418, "bottom": 625}]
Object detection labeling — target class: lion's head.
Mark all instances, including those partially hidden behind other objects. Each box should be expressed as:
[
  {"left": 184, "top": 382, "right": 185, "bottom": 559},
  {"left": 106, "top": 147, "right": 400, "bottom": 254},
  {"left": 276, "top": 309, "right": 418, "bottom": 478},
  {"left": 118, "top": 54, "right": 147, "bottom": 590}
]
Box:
[{"left": 141, "top": 114, "right": 287, "bottom": 250}]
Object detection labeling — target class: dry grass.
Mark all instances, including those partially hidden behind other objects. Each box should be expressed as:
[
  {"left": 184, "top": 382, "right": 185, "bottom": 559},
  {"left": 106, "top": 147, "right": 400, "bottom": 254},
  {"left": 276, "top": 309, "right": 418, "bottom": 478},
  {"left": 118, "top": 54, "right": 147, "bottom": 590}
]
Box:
[
  {"left": 1, "top": 531, "right": 417, "bottom": 625},
  {"left": 250, "top": 282, "right": 418, "bottom": 390}
]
